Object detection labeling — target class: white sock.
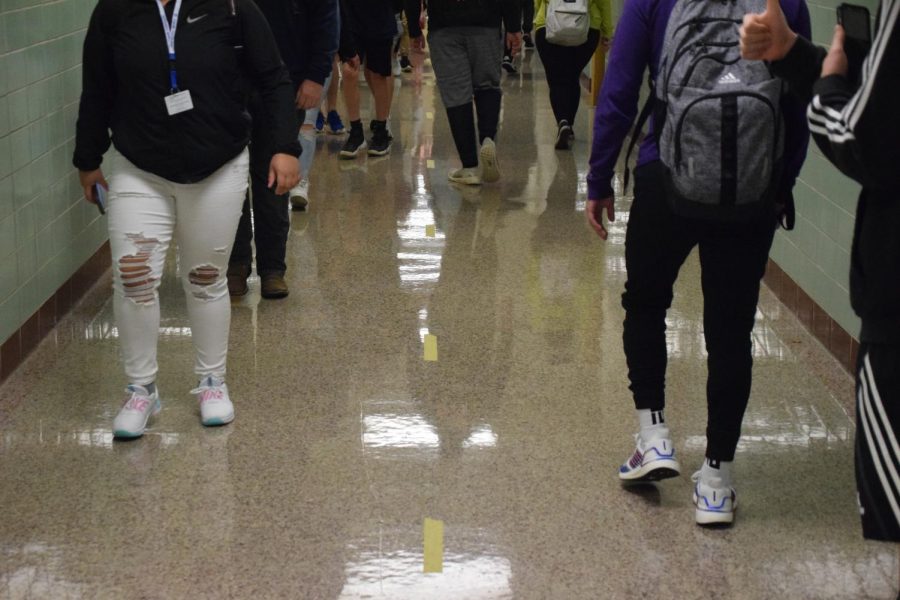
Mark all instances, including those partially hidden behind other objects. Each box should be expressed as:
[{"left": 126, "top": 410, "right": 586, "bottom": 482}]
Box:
[
  {"left": 700, "top": 458, "right": 733, "bottom": 488},
  {"left": 638, "top": 408, "right": 669, "bottom": 441}
]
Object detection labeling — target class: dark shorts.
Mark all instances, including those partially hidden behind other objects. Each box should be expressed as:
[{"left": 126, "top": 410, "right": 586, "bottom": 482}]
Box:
[{"left": 358, "top": 37, "right": 394, "bottom": 77}]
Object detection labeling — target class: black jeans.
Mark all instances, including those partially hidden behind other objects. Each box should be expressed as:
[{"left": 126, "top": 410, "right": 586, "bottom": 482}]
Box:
[
  {"left": 229, "top": 93, "right": 290, "bottom": 275},
  {"left": 535, "top": 28, "right": 600, "bottom": 126},
  {"left": 623, "top": 162, "right": 776, "bottom": 461}
]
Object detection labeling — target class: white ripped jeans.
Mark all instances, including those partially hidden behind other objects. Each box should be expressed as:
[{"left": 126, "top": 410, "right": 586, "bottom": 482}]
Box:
[{"left": 106, "top": 149, "right": 249, "bottom": 385}]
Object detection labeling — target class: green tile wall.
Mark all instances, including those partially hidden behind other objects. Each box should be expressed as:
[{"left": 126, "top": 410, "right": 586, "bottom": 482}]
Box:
[
  {"left": 769, "top": 0, "right": 880, "bottom": 339},
  {"left": 0, "top": 0, "right": 107, "bottom": 345}
]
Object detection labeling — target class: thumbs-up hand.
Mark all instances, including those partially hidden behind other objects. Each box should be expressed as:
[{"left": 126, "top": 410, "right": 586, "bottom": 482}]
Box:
[
  {"left": 739, "top": 0, "right": 798, "bottom": 61},
  {"left": 821, "top": 25, "right": 849, "bottom": 77}
]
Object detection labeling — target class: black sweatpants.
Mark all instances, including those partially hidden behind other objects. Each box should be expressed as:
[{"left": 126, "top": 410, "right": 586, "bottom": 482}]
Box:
[
  {"left": 855, "top": 342, "right": 900, "bottom": 542},
  {"left": 229, "top": 93, "right": 290, "bottom": 276},
  {"left": 623, "top": 162, "right": 776, "bottom": 461},
  {"left": 535, "top": 28, "right": 600, "bottom": 126}
]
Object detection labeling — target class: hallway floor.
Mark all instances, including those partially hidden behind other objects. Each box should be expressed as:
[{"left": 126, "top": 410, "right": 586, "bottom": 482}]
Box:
[{"left": 0, "top": 51, "right": 895, "bottom": 599}]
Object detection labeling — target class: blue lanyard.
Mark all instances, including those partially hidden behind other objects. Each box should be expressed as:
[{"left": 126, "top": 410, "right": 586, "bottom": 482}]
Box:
[{"left": 155, "top": 0, "right": 184, "bottom": 92}]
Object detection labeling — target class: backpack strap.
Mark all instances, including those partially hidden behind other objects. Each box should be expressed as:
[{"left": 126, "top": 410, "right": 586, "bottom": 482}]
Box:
[{"left": 623, "top": 83, "right": 656, "bottom": 193}]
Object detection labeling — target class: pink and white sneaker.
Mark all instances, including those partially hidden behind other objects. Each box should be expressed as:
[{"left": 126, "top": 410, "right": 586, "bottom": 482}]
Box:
[
  {"left": 191, "top": 376, "right": 234, "bottom": 427},
  {"left": 112, "top": 384, "right": 161, "bottom": 439}
]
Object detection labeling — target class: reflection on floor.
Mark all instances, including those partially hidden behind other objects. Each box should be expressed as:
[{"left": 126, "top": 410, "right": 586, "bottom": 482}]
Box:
[{"left": 0, "top": 51, "right": 896, "bottom": 599}]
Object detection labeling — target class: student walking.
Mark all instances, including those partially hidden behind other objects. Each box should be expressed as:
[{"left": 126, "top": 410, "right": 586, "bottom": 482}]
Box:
[
  {"left": 586, "top": 0, "right": 811, "bottom": 525},
  {"left": 406, "top": 0, "right": 523, "bottom": 185},
  {"left": 74, "top": 0, "right": 301, "bottom": 438},
  {"left": 227, "top": 0, "right": 339, "bottom": 299},
  {"left": 534, "top": 0, "right": 613, "bottom": 149}
]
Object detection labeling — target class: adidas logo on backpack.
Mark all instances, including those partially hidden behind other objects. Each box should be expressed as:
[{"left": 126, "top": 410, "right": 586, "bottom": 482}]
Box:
[
  {"left": 717, "top": 72, "right": 741, "bottom": 85},
  {"left": 628, "top": 0, "right": 786, "bottom": 221}
]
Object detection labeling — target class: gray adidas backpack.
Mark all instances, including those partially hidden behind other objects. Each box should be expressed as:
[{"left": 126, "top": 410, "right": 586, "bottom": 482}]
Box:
[
  {"left": 650, "top": 0, "right": 785, "bottom": 221},
  {"left": 545, "top": 0, "right": 591, "bottom": 46}
]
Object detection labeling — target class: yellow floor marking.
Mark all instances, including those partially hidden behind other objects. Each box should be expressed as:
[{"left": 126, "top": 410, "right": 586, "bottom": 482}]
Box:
[
  {"left": 425, "top": 224, "right": 436, "bottom": 237},
  {"left": 427, "top": 159, "right": 435, "bottom": 169},
  {"left": 424, "top": 334, "right": 438, "bottom": 362},
  {"left": 423, "top": 518, "right": 444, "bottom": 573}
]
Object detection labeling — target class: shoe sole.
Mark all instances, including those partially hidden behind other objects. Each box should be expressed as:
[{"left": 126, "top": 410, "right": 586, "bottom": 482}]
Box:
[
  {"left": 449, "top": 177, "right": 482, "bottom": 186},
  {"left": 326, "top": 128, "right": 346, "bottom": 135},
  {"left": 620, "top": 466, "right": 681, "bottom": 484},
  {"left": 113, "top": 399, "right": 161, "bottom": 439},
  {"left": 340, "top": 141, "right": 366, "bottom": 158},
  {"left": 480, "top": 143, "right": 500, "bottom": 183},
  {"left": 202, "top": 412, "right": 235, "bottom": 427},
  {"left": 290, "top": 197, "right": 308, "bottom": 211},
  {"left": 367, "top": 146, "right": 392, "bottom": 157},
  {"left": 619, "top": 458, "right": 681, "bottom": 483},
  {"left": 261, "top": 290, "right": 289, "bottom": 299},
  {"left": 555, "top": 133, "right": 574, "bottom": 150}
]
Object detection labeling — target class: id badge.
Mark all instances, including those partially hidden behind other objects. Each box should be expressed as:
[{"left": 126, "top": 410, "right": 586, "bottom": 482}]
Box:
[{"left": 165, "top": 90, "right": 194, "bottom": 116}]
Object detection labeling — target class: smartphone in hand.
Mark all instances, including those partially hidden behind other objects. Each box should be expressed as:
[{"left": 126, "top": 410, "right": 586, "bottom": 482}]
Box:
[
  {"left": 837, "top": 3, "right": 872, "bottom": 87},
  {"left": 93, "top": 182, "right": 107, "bottom": 215}
]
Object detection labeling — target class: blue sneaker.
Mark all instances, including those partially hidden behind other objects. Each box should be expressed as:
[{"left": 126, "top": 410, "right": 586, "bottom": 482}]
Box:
[
  {"left": 618, "top": 432, "right": 681, "bottom": 483},
  {"left": 326, "top": 110, "right": 346, "bottom": 135},
  {"left": 315, "top": 112, "right": 325, "bottom": 134},
  {"left": 692, "top": 471, "right": 737, "bottom": 525}
]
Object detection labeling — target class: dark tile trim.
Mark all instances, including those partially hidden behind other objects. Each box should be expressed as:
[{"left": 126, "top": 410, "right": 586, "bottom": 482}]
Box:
[
  {"left": 0, "top": 242, "right": 111, "bottom": 384},
  {"left": 763, "top": 258, "right": 859, "bottom": 374}
]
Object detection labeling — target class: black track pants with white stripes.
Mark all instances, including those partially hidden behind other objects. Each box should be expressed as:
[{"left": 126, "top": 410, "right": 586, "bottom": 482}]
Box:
[{"left": 856, "top": 343, "right": 900, "bottom": 542}]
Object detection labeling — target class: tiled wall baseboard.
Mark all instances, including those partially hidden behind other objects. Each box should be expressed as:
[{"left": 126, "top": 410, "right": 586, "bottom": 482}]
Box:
[
  {"left": 0, "top": 242, "right": 111, "bottom": 384},
  {"left": 763, "top": 258, "right": 859, "bottom": 374}
]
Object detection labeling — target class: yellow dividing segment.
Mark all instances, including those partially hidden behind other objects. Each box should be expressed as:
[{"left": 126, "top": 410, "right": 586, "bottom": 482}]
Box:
[
  {"left": 427, "top": 159, "right": 435, "bottom": 169},
  {"left": 424, "top": 334, "right": 438, "bottom": 362},
  {"left": 423, "top": 518, "right": 444, "bottom": 573},
  {"left": 425, "top": 224, "right": 436, "bottom": 237},
  {"left": 426, "top": 111, "right": 434, "bottom": 119}
]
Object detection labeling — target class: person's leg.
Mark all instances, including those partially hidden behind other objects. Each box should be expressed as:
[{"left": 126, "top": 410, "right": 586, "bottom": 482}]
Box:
[
  {"left": 174, "top": 149, "right": 249, "bottom": 383},
  {"left": 342, "top": 58, "right": 361, "bottom": 122},
  {"left": 340, "top": 55, "right": 367, "bottom": 157},
  {"left": 469, "top": 27, "right": 504, "bottom": 180},
  {"left": 856, "top": 343, "right": 900, "bottom": 542},
  {"left": 564, "top": 30, "right": 601, "bottom": 126},
  {"left": 227, "top": 195, "right": 253, "bottom": 296},
  {"left": 618, "top": 162, "right": 697, "bottom": 481},
  {"left": 107, "top": 152, "right": 176, "bottom": 388},
  {"left": 698, "top": 219, "right": 775, "bottom": 462},
  {"left": 106, "top": 151, "right": 176, "bottom": 437},
  {"left": 429, "top": 28, "right": 479, "bottom": 174},
  {"left": 691, "top": 217, "right": 774, "bottom": 525},
  {"left": 247, "top": 147, "right": 290, "bottom": 292},
  {"left": 522, "top": 0, "right": 535, "bottom": 45},
  {"left": 535, "top": 28, "right": 567, "bottom": 125}
]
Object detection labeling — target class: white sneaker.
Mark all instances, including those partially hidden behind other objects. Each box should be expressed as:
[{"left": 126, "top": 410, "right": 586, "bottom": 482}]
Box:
[
  {"left": 618, "top": 432, "right": 681, "bottom": 483},
  {"left": 448, "top": 168, "right": 482, "bottom": 185},
  {"left": 479, "top": 138, "right": 501, "bottom": 183},
  {"left": 289, "top": 179, "right": 309, "bottom": 211},
  {"left": 191, "top": 376, "right": 234, "bottom": 427},
  {"left": 112, "top": 384, "right": 161, "bottom": 439},
  {"left": 692, "top": 471, "right": 737, "bottom": 525}
]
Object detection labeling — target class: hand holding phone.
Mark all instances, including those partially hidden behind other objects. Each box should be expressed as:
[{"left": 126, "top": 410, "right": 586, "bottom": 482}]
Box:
[
  {"left": 836, "top": 3, "right": 872, "bottom": 86},
  {"left": 93, "top": 182, "right": 107, "bottom": 215}
]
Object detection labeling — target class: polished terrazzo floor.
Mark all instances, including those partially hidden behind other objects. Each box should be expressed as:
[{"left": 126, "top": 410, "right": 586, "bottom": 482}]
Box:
[{"left": 0, "top": 51, "right": 896, "bottom": 599}]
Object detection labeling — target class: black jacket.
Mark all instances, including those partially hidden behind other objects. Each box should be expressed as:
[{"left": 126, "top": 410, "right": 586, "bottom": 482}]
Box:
[
  {"left": 405, "top": 0, "right": 521, "bottom": 37},
  {"left": 772, "top": 7, "right": 900, "bottom": 342},
  {"left": 73, "top": 0, "right": 301, "bottom": 184},
  {"left": 255, "top": 0, "right": 339, "bottom": 88}
]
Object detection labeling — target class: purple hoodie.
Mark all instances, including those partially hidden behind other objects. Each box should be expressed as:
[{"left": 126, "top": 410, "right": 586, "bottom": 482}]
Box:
[{"left": 587, "top": 0, "right": 812, "bottom": 201}]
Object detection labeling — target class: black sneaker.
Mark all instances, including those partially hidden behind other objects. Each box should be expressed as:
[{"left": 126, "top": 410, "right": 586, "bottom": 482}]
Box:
[
  {"left": 399, "top": 55, "right": 413, "bottom": 72},
  {"left": 555, "top": 120, "right": 574, "bottom": 150},
  {"left": 340, "top": 124, "right": 366, "bottom": 159},
  {"left": 501, "top": 56, "right": 517, "bottom": 74},
  {"left": 368, "top": 121, "right": 392, "bottom": 156},
  {"left": 523, "top": 33, "right": 535, "bottom": 49}
]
